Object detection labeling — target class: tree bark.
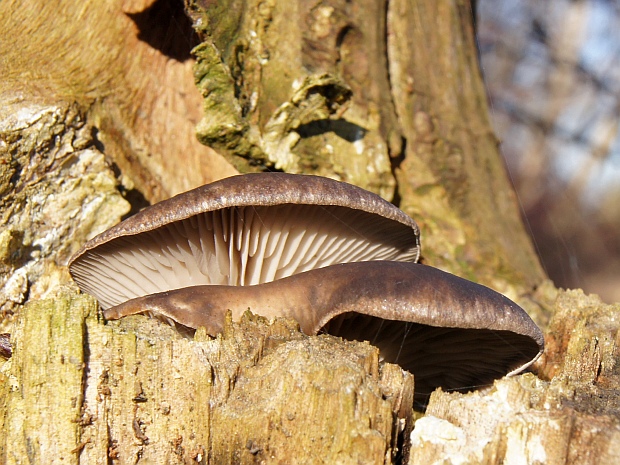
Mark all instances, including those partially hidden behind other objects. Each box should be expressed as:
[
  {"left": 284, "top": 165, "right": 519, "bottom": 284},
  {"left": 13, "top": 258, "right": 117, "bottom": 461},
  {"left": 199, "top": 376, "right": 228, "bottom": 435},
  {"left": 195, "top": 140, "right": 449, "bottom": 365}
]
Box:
[
  {"left": 1, "top": 0, "right": 619, "bottom": 464},
  {"left": 186, "top": 0, "right": 545, "bottom": 293}
]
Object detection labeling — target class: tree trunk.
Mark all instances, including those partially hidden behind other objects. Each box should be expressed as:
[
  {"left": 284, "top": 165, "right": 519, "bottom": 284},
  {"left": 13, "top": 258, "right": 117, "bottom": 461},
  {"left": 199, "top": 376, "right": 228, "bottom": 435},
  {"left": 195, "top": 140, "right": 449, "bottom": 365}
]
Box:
[
  {"left": 186, "top": 0, "right": 544, "bottom": 292},
  {"left": 1, "top": 0, "right": 619, "bottom": 464}
]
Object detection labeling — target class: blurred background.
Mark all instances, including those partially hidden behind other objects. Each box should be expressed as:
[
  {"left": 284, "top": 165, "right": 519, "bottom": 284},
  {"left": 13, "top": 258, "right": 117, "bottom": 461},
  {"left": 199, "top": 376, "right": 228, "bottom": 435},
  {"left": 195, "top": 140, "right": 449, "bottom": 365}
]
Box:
[{"left": 477, "top": 0, "right": 620, "bottom": 303}]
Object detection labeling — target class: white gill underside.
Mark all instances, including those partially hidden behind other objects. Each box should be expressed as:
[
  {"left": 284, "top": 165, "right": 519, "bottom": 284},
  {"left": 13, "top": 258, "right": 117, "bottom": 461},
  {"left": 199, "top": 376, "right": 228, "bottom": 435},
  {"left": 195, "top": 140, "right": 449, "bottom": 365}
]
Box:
[{"left": 72, "top": 204, "right": 418, "bottom": 309}]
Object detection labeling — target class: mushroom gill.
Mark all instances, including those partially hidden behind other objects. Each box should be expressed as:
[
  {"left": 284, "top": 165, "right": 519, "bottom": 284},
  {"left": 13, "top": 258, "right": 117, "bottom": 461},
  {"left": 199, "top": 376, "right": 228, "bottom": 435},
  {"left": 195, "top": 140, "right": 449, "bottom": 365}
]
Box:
[{"left": 69, "top": 173, "right": 419, "bottom": 309}]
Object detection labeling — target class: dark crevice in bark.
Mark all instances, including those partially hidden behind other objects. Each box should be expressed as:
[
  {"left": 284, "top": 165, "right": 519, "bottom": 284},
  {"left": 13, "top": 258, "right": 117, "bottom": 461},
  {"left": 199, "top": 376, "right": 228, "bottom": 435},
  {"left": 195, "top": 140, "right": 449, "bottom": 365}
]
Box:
[
  {"left": 389, "top": 136, "right": 406, "bottom": 208},
  {"left": 383, "top": 0, "right": 406, "bottom": 208},
  {"left": 295, "top": 119, "right": 367, "bottom": 142},
  {"left": 127, "top": 0, "right": 200, "bottom": 62}
]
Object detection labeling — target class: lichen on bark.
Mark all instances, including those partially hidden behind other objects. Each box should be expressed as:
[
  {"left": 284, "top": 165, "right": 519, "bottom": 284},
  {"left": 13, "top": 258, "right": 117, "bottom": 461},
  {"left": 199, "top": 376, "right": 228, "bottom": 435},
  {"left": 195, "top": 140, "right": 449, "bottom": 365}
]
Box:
[
  {"left": 187, "top": 0, "right": 398, "bottom": 200},
  {"left": 0, "top": 101, "right": 129, "bottom": 327}
]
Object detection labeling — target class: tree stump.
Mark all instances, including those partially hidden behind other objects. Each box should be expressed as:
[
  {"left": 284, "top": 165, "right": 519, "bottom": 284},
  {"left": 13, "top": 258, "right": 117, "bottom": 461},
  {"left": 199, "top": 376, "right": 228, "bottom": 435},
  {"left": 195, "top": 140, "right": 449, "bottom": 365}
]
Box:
[{"left": 1, "top": 0, "right": 619, "bottom": 463}]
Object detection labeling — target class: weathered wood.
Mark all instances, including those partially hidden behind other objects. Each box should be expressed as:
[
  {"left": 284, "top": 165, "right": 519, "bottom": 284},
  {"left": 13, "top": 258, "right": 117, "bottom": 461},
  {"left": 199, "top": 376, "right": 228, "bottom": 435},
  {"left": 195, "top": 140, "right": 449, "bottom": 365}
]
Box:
[
  {"left": 0, "top": 102, "right": 130, "bottom": 325},
  {"left": 0, "top": 295, "right": 87, "bottom": 464},
  {"left": 386, "top": 0, "right": 544, "bottom": 290},
  {"left": 2, "top": 287, "right": 618, "bottom": 464},
  {"left": 0, "top": 294, "right": 413, "bottom": 463},
  {"left": 409, "top": 287, "right": 620, "bottom": 465}
]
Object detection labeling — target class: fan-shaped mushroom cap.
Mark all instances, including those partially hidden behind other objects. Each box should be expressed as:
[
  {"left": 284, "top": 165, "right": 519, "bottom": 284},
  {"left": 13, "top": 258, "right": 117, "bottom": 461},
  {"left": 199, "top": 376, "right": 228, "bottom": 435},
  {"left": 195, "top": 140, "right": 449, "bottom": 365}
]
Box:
[
  {"left": 69, "top": 173, "right": 420, "bottom": 310},
  {"left": 103, "top": 261, "right": 544, "bottom": 403}
]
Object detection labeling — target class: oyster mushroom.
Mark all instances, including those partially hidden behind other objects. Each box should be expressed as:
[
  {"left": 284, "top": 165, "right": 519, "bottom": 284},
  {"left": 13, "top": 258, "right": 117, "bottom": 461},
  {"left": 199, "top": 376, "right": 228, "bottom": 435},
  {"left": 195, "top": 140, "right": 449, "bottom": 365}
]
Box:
[
  {"left": 69, "top": 173, "right": 543, "bottom": 401},
  {"left": 69, "top": 173, "right": 420, "bottom": 309}
]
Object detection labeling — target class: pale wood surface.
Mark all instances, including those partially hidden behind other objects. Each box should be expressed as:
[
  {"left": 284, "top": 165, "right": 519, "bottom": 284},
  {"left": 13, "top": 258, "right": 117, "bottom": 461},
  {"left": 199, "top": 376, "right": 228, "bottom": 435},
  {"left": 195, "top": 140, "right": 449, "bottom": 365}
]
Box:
[{"left": 0, "top": 294, "right": 413, "bottom": 464}]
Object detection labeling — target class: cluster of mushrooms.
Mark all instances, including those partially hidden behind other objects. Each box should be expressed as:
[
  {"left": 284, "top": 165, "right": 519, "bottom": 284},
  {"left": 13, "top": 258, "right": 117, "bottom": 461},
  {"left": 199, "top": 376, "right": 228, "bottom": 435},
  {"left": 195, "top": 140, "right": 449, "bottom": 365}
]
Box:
[{"left": 69, "top": 173, "right": 544, "bottom": 402}]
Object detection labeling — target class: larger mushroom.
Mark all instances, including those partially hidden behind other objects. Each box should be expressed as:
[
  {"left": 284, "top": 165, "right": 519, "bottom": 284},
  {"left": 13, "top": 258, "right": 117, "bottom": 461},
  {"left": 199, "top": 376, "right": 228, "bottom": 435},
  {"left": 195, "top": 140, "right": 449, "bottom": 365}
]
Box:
[
  {"left": 70, "top": 173, "right": 420, "bottom": 309},
  {"left": 69, "top": 173, "right": 544, "bottom": 402}
]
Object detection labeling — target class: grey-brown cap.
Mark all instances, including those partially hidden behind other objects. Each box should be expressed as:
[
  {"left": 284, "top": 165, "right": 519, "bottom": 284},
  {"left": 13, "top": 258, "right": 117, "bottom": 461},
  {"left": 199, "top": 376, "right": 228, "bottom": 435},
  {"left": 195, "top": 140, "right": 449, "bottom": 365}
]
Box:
[
  {"left": 69, "top": 173, "right": 420, "bottom": 310},
  {"left": 101, "top": 261, "right": 544, "bottom": 405}
]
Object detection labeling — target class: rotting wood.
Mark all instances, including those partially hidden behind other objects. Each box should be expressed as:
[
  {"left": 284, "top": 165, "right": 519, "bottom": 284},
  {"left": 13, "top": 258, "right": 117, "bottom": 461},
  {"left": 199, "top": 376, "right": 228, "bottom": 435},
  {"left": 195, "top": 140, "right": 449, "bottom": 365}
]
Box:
[
  {"left": 1, "top": 287, "right": 619, "bottom": 463},
  {"left": 0, "top": 294, "right": 413, "bottom": 464}
]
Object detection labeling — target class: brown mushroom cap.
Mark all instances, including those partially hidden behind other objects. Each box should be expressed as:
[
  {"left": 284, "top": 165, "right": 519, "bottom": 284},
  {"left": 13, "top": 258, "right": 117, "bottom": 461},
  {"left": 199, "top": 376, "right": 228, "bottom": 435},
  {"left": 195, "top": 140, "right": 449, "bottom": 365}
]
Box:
[
  {"left": 102, "top": 261, "right": 544, "bottom": 404},
  {"left": 69, "top": 173, "right": 420, "bottom": 310}
]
